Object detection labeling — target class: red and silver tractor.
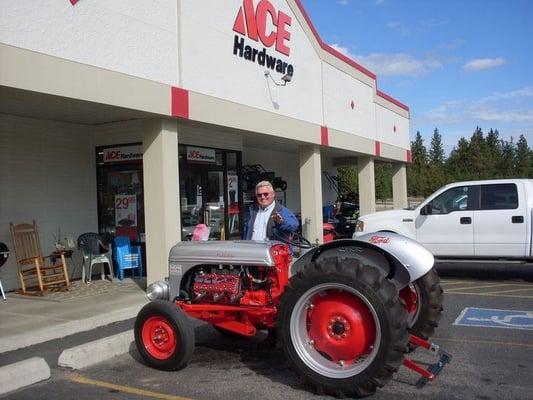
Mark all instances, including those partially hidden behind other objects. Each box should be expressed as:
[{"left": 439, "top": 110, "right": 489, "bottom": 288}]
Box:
[{"left": 134, "top": 232, "right": 450, "bottom": 397}]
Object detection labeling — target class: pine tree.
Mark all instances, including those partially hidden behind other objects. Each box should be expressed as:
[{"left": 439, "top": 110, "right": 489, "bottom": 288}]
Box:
[
  {"left": 407, "top": 131, "right": 428, "bottom": 197},
  {"left": 515, "top": 134, "right": 531, "bottom": 178},
  {"left": 468, "top": 127, "right": 488, "bottom": 179},
  {"left": 499, "top": 137, "right": 515, "bottom": 178},
  {"left": 447, "top": 137, "right": 470, "bottom": 180},
  {"left": 428, "top": 128, "right": 445, "bottom": 165},
  {"left": 485, "top": 129, "right": 502, "bottom": 178}
]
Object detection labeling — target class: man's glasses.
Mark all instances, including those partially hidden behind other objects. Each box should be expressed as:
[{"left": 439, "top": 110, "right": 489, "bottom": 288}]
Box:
[{"left": 256, "top": 193, "right": 269, "bottom": 198}]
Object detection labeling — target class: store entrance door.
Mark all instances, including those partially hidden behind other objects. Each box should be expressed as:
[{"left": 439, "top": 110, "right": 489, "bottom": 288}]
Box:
[
  {"left": 180, "top": 167, "right": 226, "bottom": 240},
  {"left": 179, "top": 146, "right": 243, "bottom": 241}
]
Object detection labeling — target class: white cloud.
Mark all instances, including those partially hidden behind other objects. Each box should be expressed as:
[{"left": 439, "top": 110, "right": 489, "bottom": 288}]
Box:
[
  {"left": 354, "top": 53, "right": 442, "bottom": 77},
  {"left": 463, "top": 57, "right": 506, "bottom": 71},
  {"left": 375, "top": 0, "right": 385, "bottom": 5},
  {"left": 425, "top": 87, "right": 533, "bottom": 125},
  {"left": 329, "top": 43, "right": 354, "bottom": 59},
  {"left": 336, "top": 0, "right": 349, "bottom": 5}
]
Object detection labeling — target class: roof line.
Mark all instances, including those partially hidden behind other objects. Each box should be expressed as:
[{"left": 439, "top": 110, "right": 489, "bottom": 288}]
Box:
[{"left": 292, "top": 0, "right": 409, "bottom": 112}]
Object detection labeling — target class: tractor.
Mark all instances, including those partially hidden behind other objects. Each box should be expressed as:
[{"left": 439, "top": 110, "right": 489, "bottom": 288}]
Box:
[{"left": 134, "top": 232, "right": 450, "bottom": 398}]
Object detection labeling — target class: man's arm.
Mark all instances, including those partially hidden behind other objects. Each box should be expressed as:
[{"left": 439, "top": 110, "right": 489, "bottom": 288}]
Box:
[{"left": 275, "top": 207, "right": 299, "bottom": 233}]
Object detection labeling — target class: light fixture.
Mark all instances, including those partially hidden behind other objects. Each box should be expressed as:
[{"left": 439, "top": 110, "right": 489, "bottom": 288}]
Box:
[{"left": 264, "top": 70, "right": 293, "bottom": 86}]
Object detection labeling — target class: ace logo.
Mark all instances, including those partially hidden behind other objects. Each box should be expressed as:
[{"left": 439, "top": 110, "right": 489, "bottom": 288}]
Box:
[{"left": 233, "top": 0, "right": 292, "bottom": 56}]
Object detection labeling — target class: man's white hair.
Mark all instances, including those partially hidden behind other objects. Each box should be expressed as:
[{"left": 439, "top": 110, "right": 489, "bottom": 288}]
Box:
[{"left": 255, "top": 180, "right": 274, "bottom": 192}]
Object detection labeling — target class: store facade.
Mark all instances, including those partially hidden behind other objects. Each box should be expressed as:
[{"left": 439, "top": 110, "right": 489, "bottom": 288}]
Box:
[{"left": 0, "top": 0, "right": 411, "bottom": 291}]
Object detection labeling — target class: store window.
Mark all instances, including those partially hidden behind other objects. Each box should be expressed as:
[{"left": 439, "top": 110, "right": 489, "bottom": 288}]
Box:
[
  {"left": 179, "top": 145, "right": 243, "bottom": 240},
  {"left": 96, "top": 144, "right": 145, "bottom": 241}
]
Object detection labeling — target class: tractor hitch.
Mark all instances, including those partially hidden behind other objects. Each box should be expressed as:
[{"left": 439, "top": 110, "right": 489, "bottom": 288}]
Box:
[{"left": 402, "top": 335, "right": 452, "bottom": 388}]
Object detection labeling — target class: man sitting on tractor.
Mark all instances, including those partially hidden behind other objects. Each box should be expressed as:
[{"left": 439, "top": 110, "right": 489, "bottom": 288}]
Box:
[{"left": 243, "top": 181, "right": 298, "bottom": 241}]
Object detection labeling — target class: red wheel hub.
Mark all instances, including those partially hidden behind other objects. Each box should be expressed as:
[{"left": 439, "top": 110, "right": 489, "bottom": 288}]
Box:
[
  {"left": 141, "top": 316, "right": 178, "bottom": 360},
  {"left": 400, "top": 285, "right": 418, "bottom": 316},
  {"left": 307, "top": 291, "right": 376, "bottom": 364}
]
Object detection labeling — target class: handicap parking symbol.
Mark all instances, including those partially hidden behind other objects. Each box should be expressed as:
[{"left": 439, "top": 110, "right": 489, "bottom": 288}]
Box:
[{"left": 454, "top": 307, "right": 533, "bottom": 331}]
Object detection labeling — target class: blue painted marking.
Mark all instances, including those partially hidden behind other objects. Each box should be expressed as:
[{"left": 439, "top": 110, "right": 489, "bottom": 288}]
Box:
[{"left": 454, "top": 307, "right": 533, "bottom": 331}]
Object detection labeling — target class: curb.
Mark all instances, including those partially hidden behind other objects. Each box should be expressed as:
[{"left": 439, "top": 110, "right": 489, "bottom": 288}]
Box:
[
  {"left": 0, "top": 304, "right": 144, "bottom": 354},
  {"left": 58, "top": 330, "right": 134, "bottom": 370},
  {"left": 0, "top": 357, "right": 50, "bottom": 395}
]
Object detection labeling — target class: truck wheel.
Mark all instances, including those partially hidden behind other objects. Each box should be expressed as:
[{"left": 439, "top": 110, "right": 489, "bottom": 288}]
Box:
[
  {"left": 399, "top": 268, "right": 443, "bottom": 349},
  {"left": 276, "top": 257, "right": 408, "bottom": 397},
  {"left": 134, "top": 300, "right": 195, "bottom": 371}
]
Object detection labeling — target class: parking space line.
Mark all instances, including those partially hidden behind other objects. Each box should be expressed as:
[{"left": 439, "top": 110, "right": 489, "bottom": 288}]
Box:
[
  {"left": 444, "top": 291, "right": 533, "bottom": 299},
  {"left": 445, "top": 283, "right": 513, "bottom": 292},
  {"left": 69, "top": 374, "right": 193, "bottom": 400},
  {"left": 483, "top": 287, "right": 533, "bottom": 295},
  {"left": 435, "top": 337, "right": 533, "bottom": 348}
]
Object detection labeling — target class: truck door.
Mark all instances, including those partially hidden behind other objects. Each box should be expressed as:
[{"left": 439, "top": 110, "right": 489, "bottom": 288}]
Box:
[
  {"left": 415, "top": 185, "right": 475, "bottom": 256},
  {"left": 474, "top": 183, "right": 528, "bottom": 257}
]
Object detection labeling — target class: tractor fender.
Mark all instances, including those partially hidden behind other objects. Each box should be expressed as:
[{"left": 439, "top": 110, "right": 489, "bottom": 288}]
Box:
[{"left": 291, "top": 232, "right": 434, "bottom": 289}]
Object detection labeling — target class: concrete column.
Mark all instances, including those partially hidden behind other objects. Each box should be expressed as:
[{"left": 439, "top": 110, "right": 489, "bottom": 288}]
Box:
[
  {"left": 143, "top": 119, "right": 181, "bottom": 284},
  {"left": 392, "top": 163, "right": 408, "bottom": 209},
  {"left": 357, "top": 156, "right": 376, "bottom": 216},
  {"left": 299, "top": 145, "right": 323, "bottom": 245}
]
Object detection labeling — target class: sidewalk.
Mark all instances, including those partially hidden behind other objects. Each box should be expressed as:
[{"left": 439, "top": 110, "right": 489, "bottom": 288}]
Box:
[{"left": 0, "top": 278, "right": 148, "bottom": 354}]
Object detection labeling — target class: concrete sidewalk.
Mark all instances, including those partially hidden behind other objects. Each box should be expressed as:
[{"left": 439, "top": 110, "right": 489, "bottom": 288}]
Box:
[{"left": 0, "top": 278, "right": 148, "bottom": 354}]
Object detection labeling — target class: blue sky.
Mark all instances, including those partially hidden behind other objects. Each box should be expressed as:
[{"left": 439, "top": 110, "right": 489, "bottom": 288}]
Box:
[{"left": 301, "top": 0, "right": 533, "bottom": 154}]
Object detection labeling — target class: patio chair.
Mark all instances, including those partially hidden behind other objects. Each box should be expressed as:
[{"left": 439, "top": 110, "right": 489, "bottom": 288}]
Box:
[
  {"left": 9, "top": 221, "right": 70, "bottom": 295},
  {"left": 113, "top": 236, "right": 143, "bottom": 280},
  {"left": 77, "top": 232, "right": 114, "bottom": 283}
]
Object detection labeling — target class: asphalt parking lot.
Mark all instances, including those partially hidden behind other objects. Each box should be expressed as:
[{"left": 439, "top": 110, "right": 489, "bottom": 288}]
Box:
[{"left": 3, "top": 264, "right": 533, "bottom": 400}]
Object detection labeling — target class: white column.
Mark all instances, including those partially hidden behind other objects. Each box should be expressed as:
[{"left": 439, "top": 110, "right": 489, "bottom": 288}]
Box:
[
  {"left": 357, "top": 156, "right": 376, "bottom": 216},
  {"left": 143, "top": 119, "right": 181, "bottom": 284},
  {"left": 299, "top": 145, "right": 323, "bottom": 245},
  {"left": 392, "top": 163, "right": 408, "bottom": 209}
]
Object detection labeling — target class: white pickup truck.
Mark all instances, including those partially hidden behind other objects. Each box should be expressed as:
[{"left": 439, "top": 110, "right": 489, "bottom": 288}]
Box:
[{"left": 354, "top": 179, "right": 533, "bottom": 260}]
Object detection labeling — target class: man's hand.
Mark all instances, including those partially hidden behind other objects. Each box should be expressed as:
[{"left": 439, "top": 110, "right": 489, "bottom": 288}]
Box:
[{"left": 272, "top": 212, "right": 284, "bottom": 224}]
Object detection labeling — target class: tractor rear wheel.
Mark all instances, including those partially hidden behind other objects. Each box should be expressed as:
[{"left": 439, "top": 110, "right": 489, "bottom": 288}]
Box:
[
  {"left": 134, "top": 300, "right": 195, "bottom": 371},
  {"left": 399, "top": 268, "right": 443, "bottom": 350},
  {"left": 276, "top": 257, "right": 408, "bottom": 398}
]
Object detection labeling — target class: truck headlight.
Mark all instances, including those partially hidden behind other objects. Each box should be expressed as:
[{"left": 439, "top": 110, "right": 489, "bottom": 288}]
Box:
[
  {"left": 146, "top": 280, "right": 169, "bottom": 301},
  {"left": 355, "top": 220, "right": 365, "bottom": 232}
]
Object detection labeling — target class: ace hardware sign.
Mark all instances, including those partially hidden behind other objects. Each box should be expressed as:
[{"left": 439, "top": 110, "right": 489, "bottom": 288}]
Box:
[{"left": 232, "top": 0, "right": 295, "bottom": 78}]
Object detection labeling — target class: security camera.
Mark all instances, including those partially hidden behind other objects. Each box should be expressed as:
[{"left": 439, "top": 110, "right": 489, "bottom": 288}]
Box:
[{"left": 281, "top": 73, "right": 292, "bottom": 83}]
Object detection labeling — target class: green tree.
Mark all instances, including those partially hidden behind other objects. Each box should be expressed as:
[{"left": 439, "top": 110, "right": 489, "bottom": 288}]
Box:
[
  {"left": 447, "top": 137, "right": 470, "bottom": 180},
  {"left": 428, "top": 128, "right": 445, "bottom": 165},
  {"left": 498, "top": 138, "right": 515, "bottom": 178},
  {"left": 375, "top": 163, "right": 392, "bottom": 202},
  {"left": 407, "top": 131, "right": 428, "bottom": 197},
  {"left": 514, "top": 134, "right": 531, "bottom": 178},
  {"left": 485, "top": 129, "right": 502, "bottom": 178},
  {"left": 468, "top": 127, "right": 488, "bottom": 179}
]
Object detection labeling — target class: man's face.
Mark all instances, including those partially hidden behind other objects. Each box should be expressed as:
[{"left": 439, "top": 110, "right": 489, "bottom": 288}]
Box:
[{"left": 256, "top": 186, "right": 275, "bottom": 208}]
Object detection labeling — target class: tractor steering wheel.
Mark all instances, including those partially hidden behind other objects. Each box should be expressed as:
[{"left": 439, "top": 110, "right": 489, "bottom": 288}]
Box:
[{"left": 272, "top": 230, "right": 313, "bottom": 249}]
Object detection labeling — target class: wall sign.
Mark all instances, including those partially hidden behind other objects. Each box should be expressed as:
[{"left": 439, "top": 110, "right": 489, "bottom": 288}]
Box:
[
  {"left": 103, "top": 145, "right": 143, "bottom": 163},
  {"left": 232, "top": 0, "right": 295, "bottom": 78},
  {"left": 186, "top": 146, "right": 216, "bottom": 164}
]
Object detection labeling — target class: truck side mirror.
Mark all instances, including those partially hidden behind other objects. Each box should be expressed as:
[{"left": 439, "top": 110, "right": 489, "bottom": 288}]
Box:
[{"left": 420, "top": 203, "right": 432, "bottom": 216}]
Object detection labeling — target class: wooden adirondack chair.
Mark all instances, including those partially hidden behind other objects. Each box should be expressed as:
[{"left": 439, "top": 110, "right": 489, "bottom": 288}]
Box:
[{"left": 9, "top": 221, "right": 70, "bottom": 294}]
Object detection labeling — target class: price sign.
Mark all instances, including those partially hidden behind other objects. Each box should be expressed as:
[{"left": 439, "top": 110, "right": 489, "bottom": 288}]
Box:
[{"left": 115, "top": 195, "right": 137, "bottom": 227}]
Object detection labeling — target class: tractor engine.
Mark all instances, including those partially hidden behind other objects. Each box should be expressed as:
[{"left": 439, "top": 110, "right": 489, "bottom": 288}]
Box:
[{"left": 190, "top": 265, "right": 272, "bottom": 306}]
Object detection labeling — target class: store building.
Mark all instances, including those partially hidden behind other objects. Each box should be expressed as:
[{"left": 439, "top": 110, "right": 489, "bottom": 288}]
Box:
[{"left": 0, "top": 0, "right": 411, "bottom": 291}]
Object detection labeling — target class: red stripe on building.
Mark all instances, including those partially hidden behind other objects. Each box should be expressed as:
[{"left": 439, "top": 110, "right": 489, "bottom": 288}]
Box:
[
  {"left": 321, "top": 126, "right": 329, "bottom": 146},
  {"left": 406, "top": 149, "right": 412, "bottom": 163},
  {"left": 171, "top": 87, "right": 189, "bottom": 119},
  {"left": 375, "top": 141, "right": 381, "bottom": 157},
  {"left": 376, "top": 90, "right": 409, "bottom": 112}
]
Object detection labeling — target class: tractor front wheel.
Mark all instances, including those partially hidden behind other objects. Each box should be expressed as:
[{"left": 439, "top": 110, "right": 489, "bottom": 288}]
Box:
[
  {"left": 134, "top": 300, "right": 195, "bottom": 371},
  {"left": 276, "top": 257, "right": 408, "bottom": 398}
]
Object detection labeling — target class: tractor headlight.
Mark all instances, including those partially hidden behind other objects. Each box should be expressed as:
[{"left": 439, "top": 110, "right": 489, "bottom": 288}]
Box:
[
  {"left": 146, "top": 280, "right": 169, "bottom": 301},
  {"left": 355, "top": 220, "right": 365, "bottom": 232}
]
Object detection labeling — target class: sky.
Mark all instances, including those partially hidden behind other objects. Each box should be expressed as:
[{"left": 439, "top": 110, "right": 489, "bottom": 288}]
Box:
[{"left": 300, "top": 0, "right": 533, "bottom": 154}]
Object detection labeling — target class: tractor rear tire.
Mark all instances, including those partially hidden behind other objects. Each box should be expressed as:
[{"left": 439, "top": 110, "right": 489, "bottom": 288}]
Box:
[
  {"left": 276, "top": 257, "right": 408, "bottom": 398},
  {"left": 134, "top": 300, "right": 195, "bottom": 371},
  {"left": 400, "top": 268, "right": 443, "bottom": 351}
]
